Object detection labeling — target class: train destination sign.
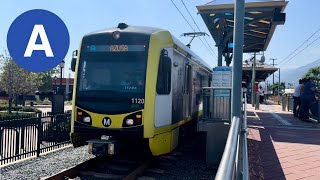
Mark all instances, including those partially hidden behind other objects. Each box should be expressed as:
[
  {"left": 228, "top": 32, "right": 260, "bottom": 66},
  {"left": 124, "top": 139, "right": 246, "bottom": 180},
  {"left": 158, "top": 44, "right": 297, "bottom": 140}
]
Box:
[{"left": 85, "top": 45, "right": 145, "bottom": 53}]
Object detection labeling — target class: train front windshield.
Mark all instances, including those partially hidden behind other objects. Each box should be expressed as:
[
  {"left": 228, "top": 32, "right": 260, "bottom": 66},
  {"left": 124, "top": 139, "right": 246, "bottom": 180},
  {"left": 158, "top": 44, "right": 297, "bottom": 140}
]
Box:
[{"left": 76, "top": 45, "right": 148, "bottom": 114}]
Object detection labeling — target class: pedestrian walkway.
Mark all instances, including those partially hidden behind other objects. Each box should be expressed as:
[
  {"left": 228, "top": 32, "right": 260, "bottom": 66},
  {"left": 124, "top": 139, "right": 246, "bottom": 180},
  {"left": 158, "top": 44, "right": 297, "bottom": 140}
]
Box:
[
  {"left": 34, "top": 105, "right": 72, "bottom": 114},
  {"left": 247, "top": 101, "right": 320, "bottom": 180}
]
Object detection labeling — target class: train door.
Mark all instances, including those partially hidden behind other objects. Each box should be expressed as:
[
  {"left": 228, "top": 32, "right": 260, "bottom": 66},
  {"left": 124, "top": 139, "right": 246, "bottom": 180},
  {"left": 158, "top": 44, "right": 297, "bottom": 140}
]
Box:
[
  {"left": 171, "top": 50, "right": 184, "bottom": 124},
  {"left": 183, "top": 63, "right": 192, "bottom": 118},
  {"left": 154, "top": 48, "right": 173, "bottom": 127}
]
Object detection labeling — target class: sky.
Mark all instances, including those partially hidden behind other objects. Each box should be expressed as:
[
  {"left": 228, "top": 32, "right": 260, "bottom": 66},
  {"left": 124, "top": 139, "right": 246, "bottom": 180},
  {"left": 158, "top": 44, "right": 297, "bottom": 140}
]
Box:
[{"left": 0, "top": 0, "right": 320, "bottom": 77}]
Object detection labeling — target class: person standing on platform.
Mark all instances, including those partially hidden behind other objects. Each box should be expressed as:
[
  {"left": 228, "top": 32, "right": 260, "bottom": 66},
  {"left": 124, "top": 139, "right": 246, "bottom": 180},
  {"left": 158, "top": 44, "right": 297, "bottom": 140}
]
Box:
[
  {"left": 259, "top": 86, "right": 264, "bottom": 103},
  {"left": 299, "top": 77, "right": 317, "bottom": 120},
  {"left": 293, "top": 79, "right": 302, "bottom": 117}
]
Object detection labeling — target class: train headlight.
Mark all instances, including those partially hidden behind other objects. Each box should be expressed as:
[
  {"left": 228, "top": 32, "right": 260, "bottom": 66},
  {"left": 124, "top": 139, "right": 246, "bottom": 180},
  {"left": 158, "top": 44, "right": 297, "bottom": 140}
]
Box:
[
  {"left": 83, "top": 117, "right": 91, "bottom": 123},
  {"left": 122, "top": 111, "right": 142, "bottom": 127},
  {"left": 126, "top": 119, "right": 134, "bottom": 126}
]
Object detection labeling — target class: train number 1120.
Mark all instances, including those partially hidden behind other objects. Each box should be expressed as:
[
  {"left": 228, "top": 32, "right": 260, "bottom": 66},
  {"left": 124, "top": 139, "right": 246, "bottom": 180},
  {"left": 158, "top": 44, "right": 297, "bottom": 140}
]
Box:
[{"left": 132, "top": 98, "right": 144, "bottom": 104}]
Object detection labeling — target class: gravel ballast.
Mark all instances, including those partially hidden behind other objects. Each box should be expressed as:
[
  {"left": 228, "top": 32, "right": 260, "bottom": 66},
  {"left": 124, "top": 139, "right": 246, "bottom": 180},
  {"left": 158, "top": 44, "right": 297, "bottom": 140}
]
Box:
[
  {"left": 146, "top": 133, "right": 217, "bottom": 180},
  {"left": 1, "top": 133, "right": 217, "bottom": 180},
  {"left": 0, "top": 146, "right": 94, "bottom": 180}
]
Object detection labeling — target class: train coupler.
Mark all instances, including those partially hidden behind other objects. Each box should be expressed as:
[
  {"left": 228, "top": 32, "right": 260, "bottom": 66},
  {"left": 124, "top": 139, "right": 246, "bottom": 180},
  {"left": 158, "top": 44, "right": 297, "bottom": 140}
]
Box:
[{"left": 87, "top": 139, "right": 119, "bottom": 156}]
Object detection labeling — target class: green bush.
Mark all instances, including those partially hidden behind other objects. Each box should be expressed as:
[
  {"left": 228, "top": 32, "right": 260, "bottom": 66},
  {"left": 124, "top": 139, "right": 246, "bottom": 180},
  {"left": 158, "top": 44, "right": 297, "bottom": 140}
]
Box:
[
  {"left": 0, "top": 112, "right": 37, "bottom": 121},
  {"left": 0, "top": 105, "right": 41, "bottom": 113},
  {"left": 0, "top": 99, "right": 8, "bottom": 105},
  {"left": 34, "top": 98, "right": 51, "bottom": 105},
  {"left": 65, "top": 101, "right": 72, "bottom": 105}
]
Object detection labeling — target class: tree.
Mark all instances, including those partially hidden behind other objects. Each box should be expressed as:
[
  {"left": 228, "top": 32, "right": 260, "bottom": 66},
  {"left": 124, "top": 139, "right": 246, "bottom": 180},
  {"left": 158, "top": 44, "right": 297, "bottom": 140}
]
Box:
[
  {"left": 270, "top": 82, "right": 286, "bottom": 95},
  {"left": 287, "top": 82, "right": 294, "bottom": 89},
  {"left": 0, "top": 52, "right": 42, "bottom": 113},
  {"left": 37, "top": 68, "right": 60, "bottom": 92},
  {"left": 302, "top": 67, "right": 320, "bottom": 86}
]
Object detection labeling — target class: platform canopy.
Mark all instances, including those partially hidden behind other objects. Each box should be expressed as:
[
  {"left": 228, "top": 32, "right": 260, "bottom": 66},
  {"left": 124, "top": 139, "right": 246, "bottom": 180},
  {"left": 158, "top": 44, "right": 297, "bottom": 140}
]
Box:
[
  {"left": 242, "top": 63, "right": 278, "bottom": 82},
  {"left": 197, "top": 0, "right": 288, "bottom": 66}
]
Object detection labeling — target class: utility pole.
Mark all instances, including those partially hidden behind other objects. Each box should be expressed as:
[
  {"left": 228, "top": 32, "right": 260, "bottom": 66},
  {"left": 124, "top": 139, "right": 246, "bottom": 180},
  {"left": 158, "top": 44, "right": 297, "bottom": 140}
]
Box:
[
  {"left": 278, "top": 68, "right": 281, "bottom": 105},
  {"left": 251, "top": 53, "right": 256, "bottom": 107},
  {"left": 270, "top": 58, "right": 277, "bottom": 95},
  {"left": 266, "top": 81, "right": 269, "bottom": 100}
]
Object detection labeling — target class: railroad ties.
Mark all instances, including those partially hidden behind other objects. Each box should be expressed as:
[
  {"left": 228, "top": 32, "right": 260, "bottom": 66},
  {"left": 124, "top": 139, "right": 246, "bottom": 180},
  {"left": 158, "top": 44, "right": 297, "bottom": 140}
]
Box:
[
  {"left": 41, "top": 133, "right": 208, "bottom": 180},
  {"left": 41, "top": 153, "right": 181, "bottom": 180}
]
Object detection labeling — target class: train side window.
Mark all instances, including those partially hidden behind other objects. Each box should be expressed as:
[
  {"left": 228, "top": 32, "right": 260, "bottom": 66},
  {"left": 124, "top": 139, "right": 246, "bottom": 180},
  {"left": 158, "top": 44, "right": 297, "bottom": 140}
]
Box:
[{"left": 156, "top": 49, "right": 171, "bottom": 95}]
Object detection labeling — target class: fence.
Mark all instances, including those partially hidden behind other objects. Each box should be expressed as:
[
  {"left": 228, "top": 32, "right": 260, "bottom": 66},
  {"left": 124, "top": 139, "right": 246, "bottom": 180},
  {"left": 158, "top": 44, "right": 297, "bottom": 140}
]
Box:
[
  {"left": 202, "top": 87, "right": 232, "bottom": 122},
  {"left": 0, "top": 112, "right": 71, "bottom": 165}
]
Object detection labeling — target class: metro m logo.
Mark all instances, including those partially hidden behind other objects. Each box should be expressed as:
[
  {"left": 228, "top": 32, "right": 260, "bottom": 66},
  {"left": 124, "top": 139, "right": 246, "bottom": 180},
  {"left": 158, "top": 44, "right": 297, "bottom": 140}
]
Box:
[
  {"left": 24, "top": 25, "right": 54, "bottom": 57},
  {"left": 102, "top": 117, "right": 112, "bottom": 127}
]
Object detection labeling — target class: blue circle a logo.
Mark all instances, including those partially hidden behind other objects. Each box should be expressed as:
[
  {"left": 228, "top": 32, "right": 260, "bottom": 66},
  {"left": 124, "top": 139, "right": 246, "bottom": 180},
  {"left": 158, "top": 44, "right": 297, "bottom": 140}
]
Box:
[{"left": 7, "top": 9, "right": 70, "bottom": 72}]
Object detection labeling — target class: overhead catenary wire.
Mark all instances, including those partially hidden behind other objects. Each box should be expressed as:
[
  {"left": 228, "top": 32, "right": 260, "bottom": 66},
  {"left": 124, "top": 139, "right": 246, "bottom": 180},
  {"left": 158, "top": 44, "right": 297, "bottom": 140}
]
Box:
[
  {"left": 170, "top": 0, "right": 217, "bottom": 61},
  {"left": 280, "top": 35, "right": 320, "bottom": 67},
  {"left": 180, "top": 0, "right": 218, "bottom": 58},
  {"left": 278, "top": 27, "right": 320, "bottom": 66}
]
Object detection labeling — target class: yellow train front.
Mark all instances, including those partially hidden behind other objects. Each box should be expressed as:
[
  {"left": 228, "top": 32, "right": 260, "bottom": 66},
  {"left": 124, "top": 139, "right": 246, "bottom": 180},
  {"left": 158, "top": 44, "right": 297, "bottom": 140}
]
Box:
[{"left": 70, "top": 23, "right": 212, "bottom": 156}]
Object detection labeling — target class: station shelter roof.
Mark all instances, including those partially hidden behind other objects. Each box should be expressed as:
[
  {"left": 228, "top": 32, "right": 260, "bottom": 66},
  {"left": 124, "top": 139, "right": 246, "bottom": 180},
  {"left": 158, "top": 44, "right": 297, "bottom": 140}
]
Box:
[
  {"left": 197, "top": 0, "right": 288, "bottom": 53},
  {"left": 242, "top": 63, "right": 278, "bottom": 82}
]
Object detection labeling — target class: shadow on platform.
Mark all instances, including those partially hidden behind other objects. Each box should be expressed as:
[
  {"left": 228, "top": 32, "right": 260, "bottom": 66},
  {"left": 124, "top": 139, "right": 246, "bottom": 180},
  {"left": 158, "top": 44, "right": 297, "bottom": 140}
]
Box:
[{"left": 248, "top": 127, "right": 286, "bottom": 180}]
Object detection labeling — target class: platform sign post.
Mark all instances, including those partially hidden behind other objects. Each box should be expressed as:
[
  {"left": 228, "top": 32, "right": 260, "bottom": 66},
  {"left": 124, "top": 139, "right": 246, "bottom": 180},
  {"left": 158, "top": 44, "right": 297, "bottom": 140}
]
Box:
[
  {"left": 212, "top": 67, "right": 232, "bottom": 87},
  {"left": 212, "top": 67, "right": 232, "bottom": 97},
  {"left": 212, "top": 67, "right": 232, "bottom": 121}
]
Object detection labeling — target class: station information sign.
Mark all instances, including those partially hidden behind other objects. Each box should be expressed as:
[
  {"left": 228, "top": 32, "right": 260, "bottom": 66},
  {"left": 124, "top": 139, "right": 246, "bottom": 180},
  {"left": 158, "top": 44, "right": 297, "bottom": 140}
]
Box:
[{"left": 212, "top": 67, "right": 232, "bottom": 87}]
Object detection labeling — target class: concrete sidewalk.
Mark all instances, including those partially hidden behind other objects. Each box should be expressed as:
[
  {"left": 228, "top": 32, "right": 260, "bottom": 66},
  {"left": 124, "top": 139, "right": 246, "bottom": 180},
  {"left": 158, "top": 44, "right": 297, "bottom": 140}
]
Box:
[
  {"left": 35, "top": 105, "right": 72, "bottom": 114},
  {"left": 247, "top": 103, "right": 320, "bottom": 180}
]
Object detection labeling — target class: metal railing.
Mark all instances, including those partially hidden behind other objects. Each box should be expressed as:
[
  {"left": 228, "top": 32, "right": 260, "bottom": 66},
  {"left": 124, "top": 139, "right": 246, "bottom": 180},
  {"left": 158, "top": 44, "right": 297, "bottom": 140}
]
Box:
[
  {"left": 215, "top": 94, "right": 249, "bottom": 180},
  {"left": 0, "top": 112, "right": 71, "bottom": 165},
  {"left": 202, "top": 87, "right": 232, "bottom": 122}
]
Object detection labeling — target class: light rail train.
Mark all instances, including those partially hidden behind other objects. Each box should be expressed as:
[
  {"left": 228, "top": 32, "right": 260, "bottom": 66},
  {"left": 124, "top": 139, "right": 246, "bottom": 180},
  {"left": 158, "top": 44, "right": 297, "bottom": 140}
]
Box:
[{"left": 70, "top": 23, "right": 212, "bottom": 156}]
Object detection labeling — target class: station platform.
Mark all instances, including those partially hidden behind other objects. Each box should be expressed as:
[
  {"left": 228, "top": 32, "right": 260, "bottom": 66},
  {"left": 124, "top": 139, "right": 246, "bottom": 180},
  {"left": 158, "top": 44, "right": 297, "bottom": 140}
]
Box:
[{"left": 247, "top": 101, "right": 320, "bottom": 180}]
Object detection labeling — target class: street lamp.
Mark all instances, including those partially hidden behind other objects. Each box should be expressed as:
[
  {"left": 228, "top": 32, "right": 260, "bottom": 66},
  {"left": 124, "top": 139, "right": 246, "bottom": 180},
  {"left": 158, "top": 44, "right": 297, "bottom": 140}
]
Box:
[{"left": 59, "top": 60, "right": 65, "bottom": 94}]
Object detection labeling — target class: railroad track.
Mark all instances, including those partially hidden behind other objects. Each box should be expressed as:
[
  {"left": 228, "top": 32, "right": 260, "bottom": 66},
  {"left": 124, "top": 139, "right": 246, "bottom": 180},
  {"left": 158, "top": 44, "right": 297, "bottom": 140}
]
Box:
[
  {"left": 41, "top": 133, "right": 205, "bottom": 180},
  {"left": 41, "top": 153, "right": 180, "bottom": 180},
  {"left": 41, "top": 155, "right": 152, "bottom": 180}
]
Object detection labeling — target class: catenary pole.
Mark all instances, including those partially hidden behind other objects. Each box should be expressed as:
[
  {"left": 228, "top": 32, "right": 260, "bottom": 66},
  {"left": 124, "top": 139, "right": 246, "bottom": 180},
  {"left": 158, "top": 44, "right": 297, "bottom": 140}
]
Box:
[{"left": 251, "top": 53, "right": 256, "bottom": 107}]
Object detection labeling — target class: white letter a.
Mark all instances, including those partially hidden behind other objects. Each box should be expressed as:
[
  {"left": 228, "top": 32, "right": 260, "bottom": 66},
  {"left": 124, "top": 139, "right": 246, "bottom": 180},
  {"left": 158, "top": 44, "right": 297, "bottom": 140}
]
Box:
[{"left": 24, "top": 24, "right": 54, "bottom": 57}]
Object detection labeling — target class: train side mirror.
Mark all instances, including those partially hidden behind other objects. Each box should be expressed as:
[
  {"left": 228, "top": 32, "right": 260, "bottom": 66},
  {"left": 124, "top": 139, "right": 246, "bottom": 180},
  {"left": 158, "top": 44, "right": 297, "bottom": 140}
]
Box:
[
  {"left": 162, "top": 56, "right": 172, "bottom": 69},
  {"left": 160, "top": 49, "right": 171, "bottom": 69},
  {"left": 71, "top": 50, "right": 78, "bottom": 72}
]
